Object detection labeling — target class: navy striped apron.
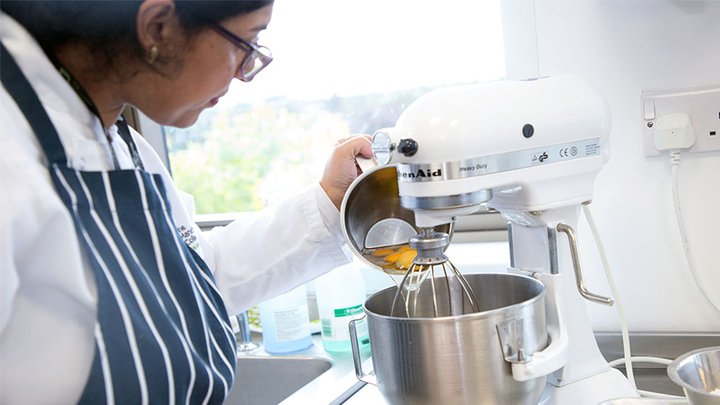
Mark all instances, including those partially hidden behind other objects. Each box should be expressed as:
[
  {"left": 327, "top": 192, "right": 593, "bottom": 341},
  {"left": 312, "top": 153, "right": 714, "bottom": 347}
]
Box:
[{"left": 1, "top": 44, "right": 236, "bottom": 404}]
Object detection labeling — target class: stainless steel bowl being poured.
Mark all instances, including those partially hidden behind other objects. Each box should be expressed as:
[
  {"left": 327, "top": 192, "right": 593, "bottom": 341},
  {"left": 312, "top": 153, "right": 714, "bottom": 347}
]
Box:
[{"left": 341, "top": 165, "right": 452, "bottom": 274}]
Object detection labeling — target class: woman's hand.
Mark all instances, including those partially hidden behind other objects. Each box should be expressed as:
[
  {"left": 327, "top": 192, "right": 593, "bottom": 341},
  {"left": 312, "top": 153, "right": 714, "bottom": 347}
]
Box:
[{"left": 320, "top": 135, "right": 374, "bottom": 210}]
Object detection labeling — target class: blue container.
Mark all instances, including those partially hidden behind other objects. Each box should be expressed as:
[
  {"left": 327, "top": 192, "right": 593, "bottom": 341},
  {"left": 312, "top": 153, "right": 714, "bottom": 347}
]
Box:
[{"left": 258, "top": 285, "right": 313, "bottom": 354}]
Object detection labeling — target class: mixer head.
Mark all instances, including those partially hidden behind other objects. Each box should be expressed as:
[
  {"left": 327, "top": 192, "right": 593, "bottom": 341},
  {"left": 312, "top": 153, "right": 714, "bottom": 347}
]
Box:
[{"left": 371, "top": 75, "right": 611, "bottom": 227}]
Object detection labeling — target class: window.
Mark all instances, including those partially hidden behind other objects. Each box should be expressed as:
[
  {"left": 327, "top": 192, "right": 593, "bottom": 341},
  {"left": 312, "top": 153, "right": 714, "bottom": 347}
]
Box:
[{"left": 159, "top": 0, "right": 506, "bottom": 217}]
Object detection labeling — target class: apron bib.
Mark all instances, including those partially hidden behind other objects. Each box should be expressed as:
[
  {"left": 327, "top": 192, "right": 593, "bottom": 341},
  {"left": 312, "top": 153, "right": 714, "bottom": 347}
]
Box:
[{"left": 1, "top": 44, "right": 236, "bottom": 404}]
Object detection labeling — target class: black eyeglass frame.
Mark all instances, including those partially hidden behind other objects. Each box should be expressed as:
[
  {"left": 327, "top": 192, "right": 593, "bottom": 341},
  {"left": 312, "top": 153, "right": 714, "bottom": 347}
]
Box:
[{"left": 208, "top": 22, "right": 273, "bottom": 82}]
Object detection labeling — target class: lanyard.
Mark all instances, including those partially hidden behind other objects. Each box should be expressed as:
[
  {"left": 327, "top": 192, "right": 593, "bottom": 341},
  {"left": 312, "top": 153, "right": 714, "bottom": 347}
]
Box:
[{"left": 49, "top": 54, "right": 144, "bottom": 170}]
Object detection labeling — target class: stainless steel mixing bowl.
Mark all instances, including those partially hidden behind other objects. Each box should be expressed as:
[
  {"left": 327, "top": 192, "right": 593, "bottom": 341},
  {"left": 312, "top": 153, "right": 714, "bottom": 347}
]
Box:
[
  {"left": 351, "top": 272, "right": 548, "bottom": 405},
  {"left": 340, "top": 165, "right": 453, "bottom": 273},
  {"left": 668, "top": 346, "right": 720, "bottom": 405}
]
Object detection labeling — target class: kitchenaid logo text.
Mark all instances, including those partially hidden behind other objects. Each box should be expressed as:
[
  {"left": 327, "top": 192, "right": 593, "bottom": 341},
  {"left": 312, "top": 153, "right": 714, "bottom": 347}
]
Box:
[{"left": 397, "top": 168, "right": 443, "bottom": 179}]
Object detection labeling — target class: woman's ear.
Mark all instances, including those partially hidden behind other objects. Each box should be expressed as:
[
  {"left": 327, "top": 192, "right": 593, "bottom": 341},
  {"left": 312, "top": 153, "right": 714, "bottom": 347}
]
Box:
[{"left": 136, "top": 0, "right": 177, "bottom": 49}]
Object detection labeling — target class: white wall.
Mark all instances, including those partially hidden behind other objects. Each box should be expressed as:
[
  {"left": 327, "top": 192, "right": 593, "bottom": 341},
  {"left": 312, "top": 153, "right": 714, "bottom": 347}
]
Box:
[{"left": 529, "top": 0, "right": 720, "bottom": 332}]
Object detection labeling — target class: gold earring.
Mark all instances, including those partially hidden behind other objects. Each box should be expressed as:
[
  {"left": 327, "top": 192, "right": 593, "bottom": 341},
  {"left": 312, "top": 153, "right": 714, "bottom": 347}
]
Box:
[{"left": 146, "top": 45, "right": 159, "bottom": 64}]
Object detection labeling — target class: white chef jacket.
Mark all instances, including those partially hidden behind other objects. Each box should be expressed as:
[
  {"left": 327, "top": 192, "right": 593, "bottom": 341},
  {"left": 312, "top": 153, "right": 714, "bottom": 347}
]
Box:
[{"left": 0, "top": 12, "right": 350, "bottom": 404}]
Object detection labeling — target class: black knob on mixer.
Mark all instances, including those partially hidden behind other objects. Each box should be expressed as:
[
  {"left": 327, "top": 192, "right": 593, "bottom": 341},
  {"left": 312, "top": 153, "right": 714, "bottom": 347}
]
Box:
[{"left": 397, "top": 138, "right": 418, "bottom": 157}]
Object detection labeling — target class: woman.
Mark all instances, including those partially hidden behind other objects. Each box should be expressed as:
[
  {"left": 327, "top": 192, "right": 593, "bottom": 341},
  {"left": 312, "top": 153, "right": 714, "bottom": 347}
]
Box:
[{"left": 0, "top": 1, "right": 372, "bottom": 403}]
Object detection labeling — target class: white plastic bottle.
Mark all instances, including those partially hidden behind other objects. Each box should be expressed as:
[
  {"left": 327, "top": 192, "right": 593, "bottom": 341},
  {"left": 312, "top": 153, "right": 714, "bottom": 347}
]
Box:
[
  {"left": 315, "top": 262, "right": 370, "bottom": 353},
  {"left": 258, "top": 284, "right": 313, "bottom": 354}
]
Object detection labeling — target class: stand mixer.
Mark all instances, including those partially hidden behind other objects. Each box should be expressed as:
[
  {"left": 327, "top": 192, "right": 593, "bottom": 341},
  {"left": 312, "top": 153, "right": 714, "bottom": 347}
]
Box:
[{"left": 363, "top": 75, "right": 640, "bottom": 404}]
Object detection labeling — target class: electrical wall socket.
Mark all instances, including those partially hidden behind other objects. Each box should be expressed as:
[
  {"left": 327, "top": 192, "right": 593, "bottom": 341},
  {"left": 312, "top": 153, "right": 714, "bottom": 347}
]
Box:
[{"left": 641, "top": 85, "right": 720, "bottom": 157}]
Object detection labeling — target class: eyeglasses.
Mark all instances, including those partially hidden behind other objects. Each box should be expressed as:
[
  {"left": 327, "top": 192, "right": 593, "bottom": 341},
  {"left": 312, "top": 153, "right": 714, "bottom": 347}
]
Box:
[{"left": 208, "top": 22, "right": 273, "bottom": 82}]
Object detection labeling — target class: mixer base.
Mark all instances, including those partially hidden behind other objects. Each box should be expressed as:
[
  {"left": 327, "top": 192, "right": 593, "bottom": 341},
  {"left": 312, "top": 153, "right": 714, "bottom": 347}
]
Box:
[{"left": 539, "top": 367, "right": 640, "bottom": 405}]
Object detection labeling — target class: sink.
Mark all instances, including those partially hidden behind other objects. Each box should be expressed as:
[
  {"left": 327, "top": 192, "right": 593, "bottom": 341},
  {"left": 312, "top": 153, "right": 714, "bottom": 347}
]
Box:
[{"left": 225, "top": 355, "right": 333, "bottom": 405}]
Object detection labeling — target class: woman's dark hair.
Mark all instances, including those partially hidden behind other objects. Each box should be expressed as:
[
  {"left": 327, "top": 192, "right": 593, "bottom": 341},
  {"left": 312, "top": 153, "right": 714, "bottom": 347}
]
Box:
[{"left": 1, "top": 0, "right": 272, "bottom": 68}]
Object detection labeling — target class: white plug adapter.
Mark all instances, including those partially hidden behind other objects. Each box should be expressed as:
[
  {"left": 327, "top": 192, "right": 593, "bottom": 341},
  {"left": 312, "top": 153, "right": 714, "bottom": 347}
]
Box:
[{"left": 653, "top": 112, "right": 696, "bottom": 152}]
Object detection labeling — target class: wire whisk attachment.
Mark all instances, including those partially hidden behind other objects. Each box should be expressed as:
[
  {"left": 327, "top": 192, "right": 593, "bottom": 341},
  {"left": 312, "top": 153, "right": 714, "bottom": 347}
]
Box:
[{"left": 390, "top": 228, "right": 480, "bottom": 318}]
